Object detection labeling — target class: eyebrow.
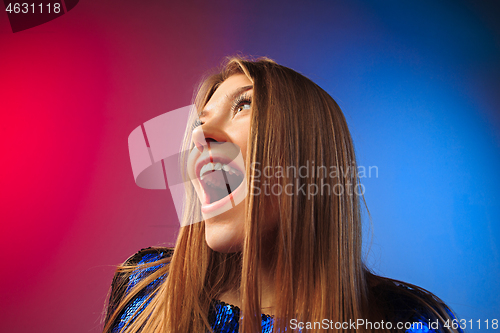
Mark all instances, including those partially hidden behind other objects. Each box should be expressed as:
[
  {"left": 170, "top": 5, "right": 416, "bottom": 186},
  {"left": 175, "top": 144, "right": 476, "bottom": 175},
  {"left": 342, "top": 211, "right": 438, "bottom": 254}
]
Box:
[
  {"left": 225, "top": 85, "right": 253, "bottom": 101},
  {"left": 199, "top": 85, "right": 253, "bottom": 118}
]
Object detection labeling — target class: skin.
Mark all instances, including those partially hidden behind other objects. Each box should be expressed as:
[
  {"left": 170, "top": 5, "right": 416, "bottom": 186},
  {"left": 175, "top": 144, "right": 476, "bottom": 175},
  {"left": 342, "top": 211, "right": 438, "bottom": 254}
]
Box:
[
  {"left": 189, "top": 74, "right": 252, "bottom": 253},
  {"left": 188, "top": 74, "right": 277, "bottom": 313}
]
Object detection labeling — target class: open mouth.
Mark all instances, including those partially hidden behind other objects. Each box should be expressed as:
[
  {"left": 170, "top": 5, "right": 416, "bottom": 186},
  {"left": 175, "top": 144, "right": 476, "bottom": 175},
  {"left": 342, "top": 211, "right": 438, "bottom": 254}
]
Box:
[{"left": 199, "top": 162, "right": 244, "bottom": 205}]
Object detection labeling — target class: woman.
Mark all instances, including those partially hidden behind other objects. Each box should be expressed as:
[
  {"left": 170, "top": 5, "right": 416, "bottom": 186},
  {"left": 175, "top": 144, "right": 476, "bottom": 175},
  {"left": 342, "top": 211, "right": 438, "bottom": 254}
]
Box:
[{"left": 103, "top": 57, "right": 462, "bottom": 332}]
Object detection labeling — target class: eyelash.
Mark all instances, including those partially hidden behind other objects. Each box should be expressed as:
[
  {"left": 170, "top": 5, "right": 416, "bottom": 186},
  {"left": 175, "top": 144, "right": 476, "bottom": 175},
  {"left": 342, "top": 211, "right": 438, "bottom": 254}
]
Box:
[
  {"left": 192, "top": 93, "right": 252, "bottom": 130},
  {"left": 231, "top": 93, "right": 252, "bottom": 115},
  {"left": 191, "top": 118, "right": 202, "bottom": 130}
]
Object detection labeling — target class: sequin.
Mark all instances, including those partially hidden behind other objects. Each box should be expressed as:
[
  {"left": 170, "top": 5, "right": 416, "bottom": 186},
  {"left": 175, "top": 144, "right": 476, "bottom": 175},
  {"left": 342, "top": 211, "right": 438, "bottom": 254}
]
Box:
[
  {"left": 109, "top": 249, "right": 462, "bottom": 333},
  {"left": 209, "top": 300, "right": 273, "bottom": 333},
  {"left": 112, "top": 251, "right": 166, "bottom": 333}
]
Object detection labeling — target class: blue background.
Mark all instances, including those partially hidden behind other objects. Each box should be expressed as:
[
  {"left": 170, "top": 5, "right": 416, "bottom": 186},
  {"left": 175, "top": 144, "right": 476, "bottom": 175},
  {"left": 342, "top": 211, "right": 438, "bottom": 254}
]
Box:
[{"left": 235, "top": 0, "right": 500, "bottom": 326}]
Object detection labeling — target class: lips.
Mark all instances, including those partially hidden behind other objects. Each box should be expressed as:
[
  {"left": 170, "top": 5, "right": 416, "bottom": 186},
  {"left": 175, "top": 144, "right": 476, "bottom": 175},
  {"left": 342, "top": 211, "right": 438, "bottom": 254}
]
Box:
[
  {"left": 200, "top": 162, "right": 241, "bottom": 181},
  {"left": 190, "top": 142, "right": 247, "bottom": 217},
  {"left": 195, "top": 156, "right": 245, "bottom": 205},
  {"left": 195, "top": 154, "right": 243, "bottom": 187}
]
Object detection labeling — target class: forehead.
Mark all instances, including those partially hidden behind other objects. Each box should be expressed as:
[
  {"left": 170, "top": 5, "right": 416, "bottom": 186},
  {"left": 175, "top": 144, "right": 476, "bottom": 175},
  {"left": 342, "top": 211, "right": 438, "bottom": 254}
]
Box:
[{"left": 205, "top": 74, "right": 253, "bottom": 108}]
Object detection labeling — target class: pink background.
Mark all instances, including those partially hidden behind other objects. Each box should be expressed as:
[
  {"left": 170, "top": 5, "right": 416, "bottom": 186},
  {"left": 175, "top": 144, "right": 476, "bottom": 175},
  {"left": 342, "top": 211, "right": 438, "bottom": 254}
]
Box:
[{"left": 0, "top": 2, "right": 236, "bottom": 331}]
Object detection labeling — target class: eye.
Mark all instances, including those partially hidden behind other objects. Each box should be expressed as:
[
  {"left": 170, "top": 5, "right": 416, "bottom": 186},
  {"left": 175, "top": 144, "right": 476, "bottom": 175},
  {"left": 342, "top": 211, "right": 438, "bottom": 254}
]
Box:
[
  {"left": 231, "top": 93, "right": 252, "bottom": 115},
  {"left": 235, "top": 101, "right": 251, "bottom": 114}
]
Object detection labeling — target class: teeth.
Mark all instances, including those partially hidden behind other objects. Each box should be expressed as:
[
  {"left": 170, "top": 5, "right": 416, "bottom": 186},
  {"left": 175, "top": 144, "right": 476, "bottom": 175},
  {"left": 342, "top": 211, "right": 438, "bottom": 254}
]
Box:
[
  {"left": 199, "top": 163, "right": 213, "bottom": 180},
  {"left": 199, "top": 162, "right": 242, "bottom": 180}
]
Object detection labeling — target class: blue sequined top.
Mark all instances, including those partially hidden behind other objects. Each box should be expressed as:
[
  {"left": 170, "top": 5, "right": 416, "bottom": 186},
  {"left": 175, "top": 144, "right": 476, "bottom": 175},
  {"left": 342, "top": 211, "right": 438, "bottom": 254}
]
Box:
[{"left": 105, "top": 248, "right": 461, "bottom": 333}]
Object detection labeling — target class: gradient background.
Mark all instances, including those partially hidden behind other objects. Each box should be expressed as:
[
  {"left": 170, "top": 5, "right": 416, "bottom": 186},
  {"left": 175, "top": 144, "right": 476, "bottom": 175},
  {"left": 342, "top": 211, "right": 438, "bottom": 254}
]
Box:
[{"left": 0, "top": 1, "right": 498, "bottom": 332}]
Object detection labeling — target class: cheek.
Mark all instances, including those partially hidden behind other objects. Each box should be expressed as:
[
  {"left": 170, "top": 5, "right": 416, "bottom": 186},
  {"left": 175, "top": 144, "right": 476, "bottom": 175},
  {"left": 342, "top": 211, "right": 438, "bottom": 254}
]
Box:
[{"left": 238, "top": 127, "right": 250, "bottom": 161}]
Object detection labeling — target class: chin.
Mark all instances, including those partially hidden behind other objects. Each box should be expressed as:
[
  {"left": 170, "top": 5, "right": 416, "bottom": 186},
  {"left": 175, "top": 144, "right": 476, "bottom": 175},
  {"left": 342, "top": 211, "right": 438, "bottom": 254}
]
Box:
[{"left": 204, "top": 216, "right": 245, "bottom": 253}]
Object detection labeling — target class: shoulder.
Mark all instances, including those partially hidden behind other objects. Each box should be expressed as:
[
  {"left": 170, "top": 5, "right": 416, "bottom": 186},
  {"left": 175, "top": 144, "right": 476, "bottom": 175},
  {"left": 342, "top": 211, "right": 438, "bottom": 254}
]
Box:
[
  {"left": 110, "top": 246, "right": 173, "bottom": 297},
  {"left": 123, "top": 246, "right": 173, "bottom": 266},
  {"left": 104, "top": 247, "right": 173, "bottom": 332},
  {"left": 369, "top": 275, "right": 463, "bottom": 333},
  {"left": 107, "top": 246, "right": 173, "bottom": 299},
  {"left": 120, "top": 247, "right": 173, "bottom": 292}
]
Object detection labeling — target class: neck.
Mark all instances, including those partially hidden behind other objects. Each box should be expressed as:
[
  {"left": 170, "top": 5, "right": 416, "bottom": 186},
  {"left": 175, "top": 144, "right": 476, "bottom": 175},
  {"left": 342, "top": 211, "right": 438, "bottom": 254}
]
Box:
[{"left": 218, "top": 242, "right": 276, "bottom": 315}]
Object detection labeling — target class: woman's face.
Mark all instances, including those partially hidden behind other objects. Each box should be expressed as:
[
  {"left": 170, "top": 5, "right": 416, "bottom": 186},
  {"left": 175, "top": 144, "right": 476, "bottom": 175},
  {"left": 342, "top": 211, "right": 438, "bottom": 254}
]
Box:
[{"left": 187, "top": 74, "right": 253, "bottom": 253}]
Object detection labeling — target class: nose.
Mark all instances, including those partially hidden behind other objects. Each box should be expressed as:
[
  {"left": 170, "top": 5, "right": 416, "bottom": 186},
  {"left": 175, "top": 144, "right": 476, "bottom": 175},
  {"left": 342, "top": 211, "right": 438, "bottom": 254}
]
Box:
[
  {"left": 192, "top": 126, "right": 207, "bottom": 153},
  {"left": 191, "top": 116, "right": 229, "bottom": 153}
]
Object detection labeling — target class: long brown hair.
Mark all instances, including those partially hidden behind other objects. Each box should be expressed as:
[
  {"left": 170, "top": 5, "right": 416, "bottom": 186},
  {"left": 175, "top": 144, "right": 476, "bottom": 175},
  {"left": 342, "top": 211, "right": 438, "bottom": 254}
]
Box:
[{"left": 103, "top": 57, "right": 460, "bottom": 332}]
